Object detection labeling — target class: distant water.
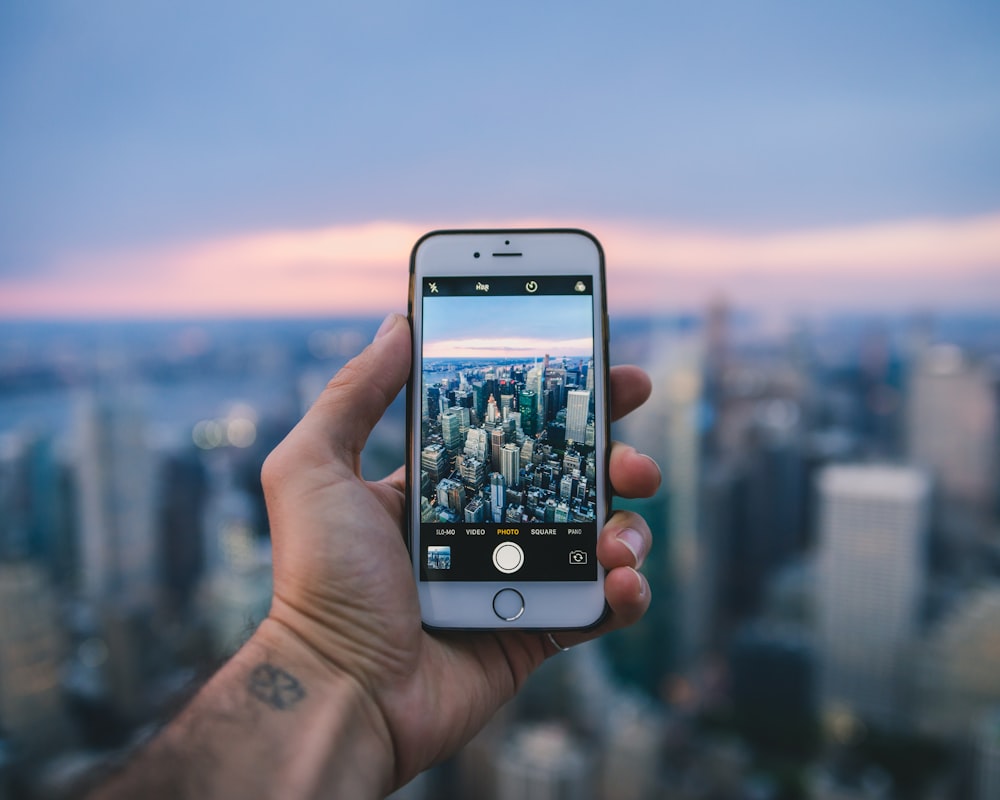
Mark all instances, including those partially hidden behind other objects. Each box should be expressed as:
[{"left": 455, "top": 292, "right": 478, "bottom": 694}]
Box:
[{"left": 0, "top": 316, "right": 382, "bottom": 443}]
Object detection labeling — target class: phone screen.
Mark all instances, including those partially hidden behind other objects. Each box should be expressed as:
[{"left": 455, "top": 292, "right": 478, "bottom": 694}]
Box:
[{"left": 417, "top": 273, "right": 599, "bottom": 583}]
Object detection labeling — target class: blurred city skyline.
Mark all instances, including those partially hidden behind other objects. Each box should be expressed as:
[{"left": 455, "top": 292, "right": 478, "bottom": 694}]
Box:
[{"left": 2, "top": 3, "right": 1000, "bottom": 797}]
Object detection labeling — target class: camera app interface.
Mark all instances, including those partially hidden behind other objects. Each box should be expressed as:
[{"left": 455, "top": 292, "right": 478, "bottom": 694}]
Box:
[{"left": 419, "top": 275, "right": 598, "bottom": 582}]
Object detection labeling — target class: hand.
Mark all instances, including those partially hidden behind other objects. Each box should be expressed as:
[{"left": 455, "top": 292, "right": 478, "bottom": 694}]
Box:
[{"left": 259, "top": 313, "right": 660, "bottom": 790}]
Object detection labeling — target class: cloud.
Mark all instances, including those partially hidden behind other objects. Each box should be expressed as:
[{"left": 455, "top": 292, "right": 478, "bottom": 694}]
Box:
[
  {"left": 425, "top": 337, "right": 594, "bottom": 360},
  {"left": 1, "top": 214, "right": 998, "bottom": 317}
]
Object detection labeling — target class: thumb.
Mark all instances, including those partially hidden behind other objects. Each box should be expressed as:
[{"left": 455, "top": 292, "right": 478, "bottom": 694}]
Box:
[{"left": 294, "top": 313, "right": 411, "bottom": 468}]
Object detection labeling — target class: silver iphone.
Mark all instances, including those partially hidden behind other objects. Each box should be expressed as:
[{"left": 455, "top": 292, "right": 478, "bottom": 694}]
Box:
[{"left": 407, "top": 229, "right": 609, "bottom": 629}]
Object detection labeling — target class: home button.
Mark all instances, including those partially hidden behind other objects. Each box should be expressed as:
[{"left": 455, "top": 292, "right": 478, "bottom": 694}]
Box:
[{"left": 492, "top": 588, "right": 525, "bottom": 622}]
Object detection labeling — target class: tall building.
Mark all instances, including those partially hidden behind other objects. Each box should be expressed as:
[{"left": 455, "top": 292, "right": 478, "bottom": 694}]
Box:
[
  {"left": 0, "top": 562, "right": 71, "bottom": 758},
  {"left": 906, "top": 345, "right": 998, "bottom": 510},
  {"left": 565, "top": 389, "right": 591, "bottom": 445},
  {"left": 500, "top": 443, "right": 521, "bottom": 489},
  {"left": 449, "top": 404, "right": 471, "bottom": 436},
  {"left": 74, "top": 388, "right": 157, "bottom": 611},
  {"left": 436, "top": 477, "right": 466, "bottom": 515},
  {"left": 464, "top": 428, "right": 489, "bottom": 463},
  {"left": 486, "top": 394, "right": 501, "bottom": 426},
  {"left": 424, "top": 385, "right": 441, "bottom": 422},
  {"left": 420, "top": 444, "right": 448, "bottom": 487},
  {"left": 490, "top": 473, "right": 506, "bottom": 522},
  {"left": 976, "top": 707, "right": 1000, "bottom": 800},
  {"left": 630, "top": 334, "right": 707, "bottom": 671},
  {"left": 911, "top": 586, "right": 1000, "bottom": 738},
  {"left": 459, "top": 455, "right": 486, "bottom": 491},
  {"left": 495, "top": 723, "right": 594, "bottom": 800},
  {"left": 491, "top": 428, "right": 505, "bottom": 472},
  {"left": 519, "top": 389, "right": 538, "bottom": 436},
  {"left": 441, "top": 412, "right": 463, "bottom": 454},
  {"left": 816, "top": 464, "right": 929, "bottom": 728},
  {"left": 464, "top": 497, "right": 485, "bottom": 523}
]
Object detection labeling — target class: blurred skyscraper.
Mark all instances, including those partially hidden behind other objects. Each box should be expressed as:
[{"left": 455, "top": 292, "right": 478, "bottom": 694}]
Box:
[
  {"left": 912, "top": 586, "right": 1000, "bottom": 739},
  {"left": 73, "top": 388, "right": 157, "bottom": 611},
  {"left": 906, "top": 344, "right": 998, "bottom": 512},
  {"left": 661, "top": 338, "right": 707, "bottom": 671},
  {"left": 201, "top": 461, "right": 272, "bottom": 656},
  {"left": 976, "top": 707, "right": 1000, "bottom": 800},
  {"left": 495, "top": 724, "right": 593, "bottom": 800},
  {"left": 0, "top": 562, "right": 72, "bottom": 759},
  {"left": 816, "top": 464, "right": 930, "bottom": 728}
]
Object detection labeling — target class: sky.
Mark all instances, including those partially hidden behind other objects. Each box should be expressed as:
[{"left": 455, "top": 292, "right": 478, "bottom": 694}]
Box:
[
  {"left": 1, "top": 1, "right": 998, "bottom": 317},
  {"left": 423, "top": 294, "right": 593, "bottom": 359}
]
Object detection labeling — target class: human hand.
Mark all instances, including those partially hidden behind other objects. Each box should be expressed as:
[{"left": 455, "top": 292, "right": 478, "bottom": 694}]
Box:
[{"left": 258, "top": 313, "right": 660, "bottom": 791}]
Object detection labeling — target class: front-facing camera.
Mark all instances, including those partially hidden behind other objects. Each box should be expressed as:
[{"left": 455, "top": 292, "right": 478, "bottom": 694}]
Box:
[{"left": 474, "top": 252, "right": 480, "bottom": 258}]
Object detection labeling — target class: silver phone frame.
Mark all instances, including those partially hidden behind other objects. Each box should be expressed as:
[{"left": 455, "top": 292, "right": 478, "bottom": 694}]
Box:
[{"left": 407, "top": 229, "right": 609, "bottom": 630}]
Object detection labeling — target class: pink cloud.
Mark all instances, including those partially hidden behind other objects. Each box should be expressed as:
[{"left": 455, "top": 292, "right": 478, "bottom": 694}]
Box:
[{"left": 1, "top": 214, "right": 998, "bottom": 317}]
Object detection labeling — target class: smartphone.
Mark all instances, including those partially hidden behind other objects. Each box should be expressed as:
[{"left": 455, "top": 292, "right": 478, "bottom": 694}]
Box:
[{"left": 407, "top": 229, "right": 609, "bottom": 630}]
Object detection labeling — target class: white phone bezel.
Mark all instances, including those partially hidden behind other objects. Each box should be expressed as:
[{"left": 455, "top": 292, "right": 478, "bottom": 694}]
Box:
[{"left": 408, "top": 229, "right": 609, "bottom": 630}]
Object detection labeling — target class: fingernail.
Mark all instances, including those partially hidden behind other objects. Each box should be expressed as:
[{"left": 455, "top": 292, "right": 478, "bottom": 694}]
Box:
[
  {"left": 639, "top": 453, "right": 662, "bottom": 482},
  {"left": 374, "top": 313, "right": 398, "bottom": 341},
  {"left": 616, "top": 528, "right": 645, "bottom": 569},
  {"left": 628, "top": 566, "right": 647, "bottom": 598}
]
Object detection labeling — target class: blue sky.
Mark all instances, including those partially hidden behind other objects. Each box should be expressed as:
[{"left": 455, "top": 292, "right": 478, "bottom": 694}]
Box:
[
  {"left": 423, "top": 294, "right": 593, "bottom": 359},
  {"left": 1, "top": 2, "right": 998, "bottom": 314}
]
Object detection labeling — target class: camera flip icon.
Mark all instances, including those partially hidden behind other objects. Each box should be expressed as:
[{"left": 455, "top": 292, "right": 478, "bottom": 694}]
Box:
[{"left": 568, "top": 550, "right": 588, "bottom": 565}]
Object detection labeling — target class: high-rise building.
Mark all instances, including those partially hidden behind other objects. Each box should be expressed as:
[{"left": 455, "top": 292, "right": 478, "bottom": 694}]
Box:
[
  {"left": 464, "top": 428, "right": 489, "bottom": 463},
  {"left": 449, "top": 405, "right": 471, "bottom": 436},
  {"left": 500, "top": 443, "right": 520, "bottom": 489},
  {"left": 816, "top": 464, "right": 929, "bottom": 728},
  {"left": 436, "top": 478, "right": 466, "bottom": 515},
  {"left": 500, "top": 391, "right": 515, "bottom": 418},
  {"left": 441, "top": 412, "right": 463, "bottom": 454},
  {"left": 459, "top": 456, "right": 486, "bottom": 491},
  {"left": 491, "top": 428, "right": 505, "bottom": 472},
  {"left": 911, "top": 586, "right": 1000, "bottom": 738},
  {"left": 201, "top": 476, "right": 272, "bottom": 657},
  {"left": 464, "top": 497, "right": 486, "bottom": 523},
  {"left": 495, "top": 723, "right": 594, "bottom": 800},
  {"left": 490, "top": 473, "right": 506, "bottom": 523},
  {"left": 906, "top": 345, "right": 998, "bottom": 510},
  {"left": 425, "top": 385, "right": 441, "bottom": 422},
  {"left": 663, "top": 340, "right": 707, "bottom": 670},
  {"left": 519, "top": 390, "right": 538, "bottom": 436},
  {"left": 0, "top": 562, "right": 71, "bottom": 758},
  {"left": 976, "top": 707, "right": 1000, "bottom": 800},
  {"left": 420, "top": 444, "right": 448, "bottom": 487},
  {"left": 566, "top": 390, "right": 591, "bottom": 445},
  {"left": 74, "top": 388, "right": 157, "bottom": 611},
  {"left": 486, "top": 394, "right": 501, "bottom": 427},
  {"left": 157, "top": 450, "right": 207, "bottom": 613}
]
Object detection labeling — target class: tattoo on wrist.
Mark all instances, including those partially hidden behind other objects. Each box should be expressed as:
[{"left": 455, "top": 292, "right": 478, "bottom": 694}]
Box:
[{"left": 247, "top": 663, "right": 305, "bottom": 710}]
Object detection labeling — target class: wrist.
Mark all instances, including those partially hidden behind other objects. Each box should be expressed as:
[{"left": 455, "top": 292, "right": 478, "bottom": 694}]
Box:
[
  {"left": 234, "top": 616, "right": 398, "bottom": 798},
  {"left": 93, "top": 617, "right": 397, "bottom": 800}
]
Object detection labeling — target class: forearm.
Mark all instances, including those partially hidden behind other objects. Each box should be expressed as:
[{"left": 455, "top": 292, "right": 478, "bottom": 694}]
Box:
[{"left": 89, "top": 618, "right": 396, "bottom": 800}]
